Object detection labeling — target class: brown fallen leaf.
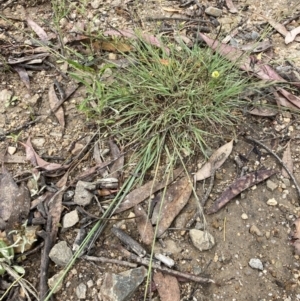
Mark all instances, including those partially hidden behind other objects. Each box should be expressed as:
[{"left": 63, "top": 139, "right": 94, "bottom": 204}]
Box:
[
  {"left": 108, "top": 139, "right": 124, "bottom": 178},
  {"left": 13, "top": 66, "right": 30, "bottom": 90},
  {"left": 291, "top": 218, "right": 300, "bottom": 255},
  {"left": 134, "top": 204, "right": 154, "bottom": 245},
  {"left": 195, "top": 140, "right": 233, "bottom": 181},
  {"left": 273, "top": 90, "right": 298, "bottom": 110},
  {"left": 277, "top": 88, "right": 300, "bottom": 109},
  {"left": 268, "top": 18, "right": 300, "bottom": 43},
  {"left": 285, "top": 26, "right": 300, "bottom": 44},
  {"left": 207, "top": 169, "right": 276, "bottom": 214},
  {"left": 20, "top": 137, "right": 62, "bottom": 171},
  {"left": 282, "top": 141, "right": 293, "bottom": 178},
  {"left": 115, "top": 168, "right": 182, "bottom": 213},
  {"left": 198, "top": 33, "right": 286, "bottom": 82},
  {"left": 153, "top": 272, "right": 180, "bottom": 301},
  {"left": 48, "top": 83, "right": 65, "bottom": 128},
  {"left": 27, "top": 18, "right": 48, "bottom": 42},
  {"left": 156, "top": 176, "right": 193, "bottom": 237},
  {"left": 0, "top": 166, "right": 19, "bottom": 221}
]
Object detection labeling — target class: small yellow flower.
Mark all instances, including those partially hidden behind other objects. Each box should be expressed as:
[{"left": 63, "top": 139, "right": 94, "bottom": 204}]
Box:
[{"left": 211, "top": 71, "right": 220, "bottom": 78}]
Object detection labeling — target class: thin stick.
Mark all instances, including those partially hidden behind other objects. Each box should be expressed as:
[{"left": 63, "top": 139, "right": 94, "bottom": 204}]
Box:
[
  {"left": 244, "top": 136, "right": 300, "bottom": 198},
  {"left": 145, "top": 17, "right": 211, "bottom": 23},
  {"left": 223, "top": 217, "right": 226, "bottom": 242},
  {"left": 120, "top": 247, "right": 214, "bottom": 284},
  {"left": 83, "top": 255, "right": 138, "bottom": 268}
]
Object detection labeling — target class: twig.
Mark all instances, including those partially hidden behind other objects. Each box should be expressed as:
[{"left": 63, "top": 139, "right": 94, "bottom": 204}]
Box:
[
  {"left": 244, "top": 136, "right": 300, "bottom": 198},
  {"left": 120, "top": 248, "right": 214, "bottom": 284},
  {"left": 83, "top": 255, "right": 138, "bottom": 268},
  {"left": 111, "top": 227, "right": 147, "bottom": 257},
  {"left": 145, "top": 17, "right": 211, "bottom": 23}
]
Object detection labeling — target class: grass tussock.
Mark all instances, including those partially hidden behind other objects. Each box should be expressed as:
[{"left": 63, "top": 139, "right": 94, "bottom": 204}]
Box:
[{"left": 73, "top": 38, "right": 255, "bottom": 176}]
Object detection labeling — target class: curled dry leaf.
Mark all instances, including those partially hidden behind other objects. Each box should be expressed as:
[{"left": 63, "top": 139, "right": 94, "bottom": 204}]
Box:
[
  {"left": 108, "top": 139, "right": 124, "bottom": 178},
  {"left": 195, "top": 140, "right": 233, "bottom": 181},
  {"left": 134, "top": 204, "right": 154, "bottom": 245},
  {"left": 291, "top": 218, "right": 300, "bottom": 255},
  {"left": 13, "top": 66, "right": 30, "bottom": 90},
  {"left": 282, "top": 141, "right": 293, "bottom": 178},
  {"left": 153, "top": 272, "right": 180, "bottom": 301},
  {"left": 285, "top": 26, "right": 300, "bottom": 44},
  {"left": 207, "top": 169, "right": 276, "bottom": 214},
  {"left": 48, "top": 83, "right": 65, "bottom": 128},
  {"left": 20, "top": 137, "right": 62, "bottom": 171},
  {"left": 27, "top": 18, "right": 48, "bottom": 42},
  {"left": 156, "top": 176, "right": 193, "bottom": 238},
  {"left": 277, "top": 88, "right": 300, "bottom": 109}
]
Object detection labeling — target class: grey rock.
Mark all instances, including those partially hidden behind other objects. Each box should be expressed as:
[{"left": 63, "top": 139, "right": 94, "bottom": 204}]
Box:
[
  {"left": 266, "top": 180, "right": 278, "bottom": 191},
  {"left": 100, "top": 266, "right": 147, "bottom": 301},
  {"left": 76, "top": 283, "right": 87, "bottom": 299},
  {"left": 49, "top": 241, "right": 72, "bottom": 267},
  {"left": 205, "top": 6, "right": 223, "bottom": 17},
  {"left": 189, "top": 229, "right": 215, "bottom": 251},
  {"left": 249, "top": 258, "right": 263, "bottom": 271},
  {"left": 63, "top": 209, "right": 79, "bottom": 228},
  {"left": 74, "top": 181, "right": 96, "bottom": 206}
]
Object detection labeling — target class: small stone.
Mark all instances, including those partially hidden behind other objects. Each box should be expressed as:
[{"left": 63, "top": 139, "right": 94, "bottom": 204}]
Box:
[
  {"left": 7, "top": 146, "right": 17, "bottom": 155},
  {"left": 108, "top": 53, "right": 117, "bottom": 60},
  {"left": 189, "top": 229, "right": 215, "bottom": 251},
  {"left": 49, "top": 241, "right": 73, "bottom": 267},
  {"left": 265, "top": 231, "right": 270, "bottom": 239},
  {"left": 71, "top": 143, "right": 84, "bottom": 155},
  {"left": 266, "top": 180, "right": 278, "bottom": 191},
  {"left": 74, "top": 181, "right": 96, "bottom": 206},
  {"left": 267, "top": 198, "right": 278, "bottom": 206},
  {"left": 48, "top": 270, "right": 64, "bottom": 293},
  {"left": 91, "top": 0, "right": 101, "bottom": 8},
  {"left": 205, "top": 6, "right": 222, "bottom": 17},
  {"left": 249, "top": 225, "right": 263, "bottom": 237},
  {"left": 76, "top": 283, "right": 87, "bottom": 299},
  {"left": 282, "top": 178, "right": 291, "bottom": 187},
  {"left": 249, "top": 258, "right": 263, "bottom": 271},
  {"left": 63, "top": 209, "right": 79, "bottom": 228},
  {"left": 87, "top": 280, "right": 94, "bottom": 288},
  {"left": 241, "top": 213, "right": 248, "bottom": 220}
]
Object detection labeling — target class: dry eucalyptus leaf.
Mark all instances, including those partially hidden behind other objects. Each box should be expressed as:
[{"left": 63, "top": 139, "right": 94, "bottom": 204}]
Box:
[
  {"left": 27, "top": 18, "right": 48, "bottom": 41},
  {"left": 285, "top": 26, "right": 300, "bottom": 44},
  {"left": 48, "top": 83, "right": 65, "bottom": 128},
  {"left": 195, "top": 140, "right": 233, "bottom": 181},
  {"left": 153, "top": 272, "right": 180, "bottom": 301},
  {"left": 156, "top": 176, "right": 193, "bottom": 237},
  {"left": 207, "top": 169, "right": 276, "bottom": 214},
  {"left": 134, "top": 204, "right": 154, "bottom": 245}
]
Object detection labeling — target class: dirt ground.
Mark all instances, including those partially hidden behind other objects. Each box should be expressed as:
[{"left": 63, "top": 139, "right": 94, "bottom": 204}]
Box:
[{"left": 1, "top": 0, "right": 300, "bottom": 300}]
